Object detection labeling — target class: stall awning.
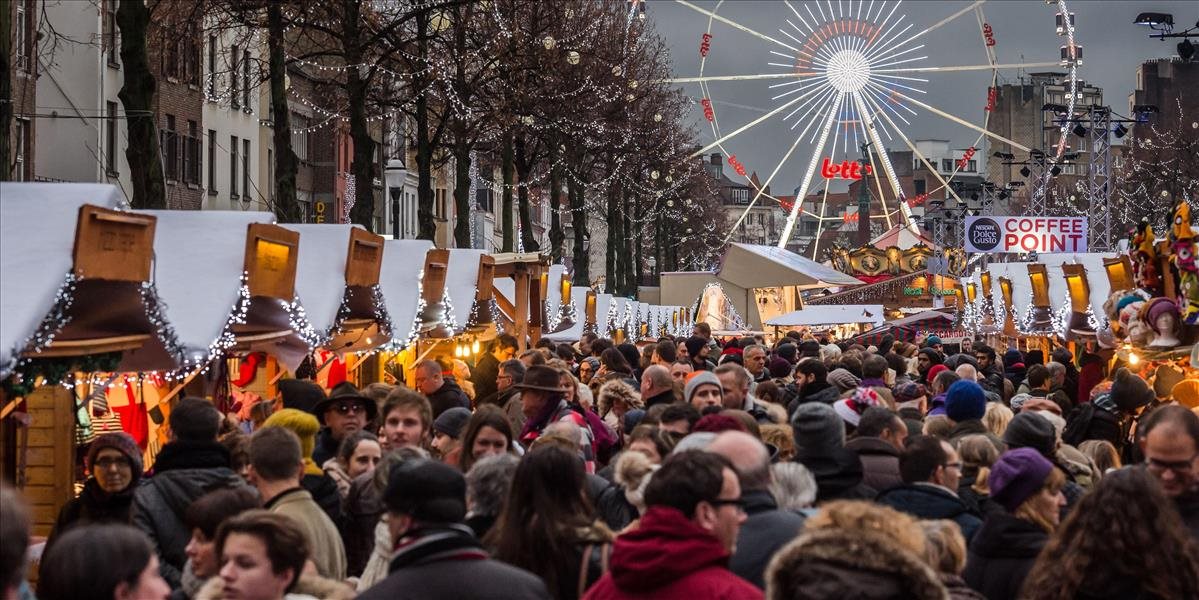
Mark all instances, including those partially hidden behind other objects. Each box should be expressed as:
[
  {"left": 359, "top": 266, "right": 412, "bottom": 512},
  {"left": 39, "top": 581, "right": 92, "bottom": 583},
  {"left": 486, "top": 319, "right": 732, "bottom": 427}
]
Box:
[
  {"left": 380, "top": 240, "right": 434, "bottom": 348},
  {"left": 446, "top": 249, "right": 487, "bottom": 333},
  {"left": 542, "top": 287, "right": 590, "bottom": 342},
  {"left": 765, "top": 305, "right": 886, "bottom": 327},
  {"left": 717, "top": 243, "right": 864, "bottom": 290}
]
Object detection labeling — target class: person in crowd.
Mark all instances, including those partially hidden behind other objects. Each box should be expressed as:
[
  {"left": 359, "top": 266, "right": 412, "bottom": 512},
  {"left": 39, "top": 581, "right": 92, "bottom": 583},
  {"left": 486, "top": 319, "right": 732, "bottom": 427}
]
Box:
[
  {"left": 275, "top": 378, "right": 325, "bottom": 414},
  {"left": 517, "top": 365, "right": 595, "bottom": 464},
  {"left": 684, "top": 336, "right": 715, "bottom": 372},
  {"left": 220, "top": 431, "right": 252, "bottom": 480},
  {"left": 350, "top": 448, "right": 428, "bottom": 588},
  {"left": 1002, "top": 349, "right": 1026, "bottom": 393},
  {"left": 982, "top": 401, "right": 1013, "bottom": 438},
  {"left": 379, "top": 388, "right": 433, "bottom": 451},
  {"left": 893, "top": 381, "right": 928, "bottom": 418},
  {"left": 323, "top": 430, "right": 382, "bottom": 501},
  {"left": 764, "top": 500, "right": 946, "bottom": 600},
  {"left": 311, "top": 382, "right": 378, "bottom": 466},
  {"left": 926, "top": 369, "right": 958, "bottom": 417},
  {"left": 963, "top": 448, "right": 1066, "bottom": 600},
  {"left": 638, "top": 365, "right": 674, "bottom": 408},
  {"left": 598, "top": 379, "right": 643, "bottom": 435},
  {"left": 591, "top": 348, "right": 637, "bottom": 394},
  {"left": 826, "top": 367, "right": 861, "bottom": 397},
  {"left": 742, "top": 345, "right": 769, "bottom": 383},
  {"left": 578, "top": 357, "right": 600, "bottom": 386},
  {"left": 199, "top": 510, "right": 353, "bottom": 600},
  {"left": 459, "top": 405, "right": 517, "bottom": 474},
  {"left": 1137, "top": 404, "right": 1199, "bottom": 538},
  {"left": 877, "top": 435, "right": 983, "bottom": 542},
  {"left": 247, "top": 426, "right": 347, "bottom": 580},
  {"left": 1, "top": 485, "right": 31, "bottom": 600},
  {"left": 846, "top": 406, "right": 907, "bottom": 492},
  {"left": 973, "top": 346, "right": 1005, "bottom": 397},
  {"left": 431, "top": 406, "right": 472, "bottom": 468},
  {"left": 486, "top": 359, "right": 527, "bottom": 433},
  {"left": 792, "top": 402, "right": 876, "bottom": 502},
  {"left": 1076, "top": 439, "right": 1120, "bottom": 477},
  {"left": 708, "top": 431, "right": 805, "bottom": 589},
  {"left": 944, "top": 381, "right": 1002, "bottom": 450},
  {"left": 1021, "top": 467, "right": 1199, "bottom": 600},
  {"left": 464, "top": 454, "right": 520, "bottom": 540},
  {"left": 488, "top": 445, "right": 614, "bottom": 599},
  {"left": 358, "top": 458, "right": 550, "bottom": 599},
  {"left": 47, "top": 432, "right": 142, "bottom": 553},
  {"left": 768, "top": 462, "right": 818, "bottom": 512},
  {"left": 261, "top": 408, "right": 341, "bottom": 523},
  {"left": 669, "top": 361, "right": 694, "bottom": 386},
  {"left": 715, "top": 364, "right": 773, "bottom": 423},
  {"left": 832, "top": 387, "right": 885, "bottom": 435},
  {"left": 1003, "top": 412, "right": 1084, "bottom": 511},
  {"left": 134, "top": 398, "right": 248, "bottom": 589},
  {"left": 918, "top": 348, "right": 945, "bottom": 385},
  {"left": 624, "top": 424, "right": 676, "bottom": 465},
  {"left": 649, "top": 339, "right": 676, "bottom": 367},
  {"left": 473, "top": 334, "right": 519, "bottom": 404},
  {"left": 1017, "top": 364, "right": 1047, "bottom": 397},
  {"left": 921, "top": 520, "right": 985, "bottom": 600},
  {"left": 38, "top": 524, "right": 171, "bottom": 600},
  {"left": 1043, "top": 362, "right": 1073, "bottom": 415},
  {"left": 858, "top": 355, "right": 896, "bottom": 406},
  {"left": 658, "top": 403, "right": 701, "bottom": 436},
  {"left": 616, "top": 344, "right": 644, "bottom": 381},
  {"left": 520, "top": 348, "right": 547, "bottom": 368},
  {"left": 759, "top": 423, "right": 795, "bottom": 461},
  {"left": 685, "top": 371, "right": 724, "bottom": 410},
  {"left": 583, "top": 450, "right": 762, "bottom": 599},
  {"left": 415, "top": 359, "right": 471, "bottom": 418},
  {"left": 1049, "top": 348, "right": 1079, "bottom": 406},
  {"left": 785, "top": 359, "right": 839, "bottom": 413},
  {"left": 178, "top": 487, "right": 261, "bottom": 598},
  {"left": 956, "top": 434, "right": 1001, "bottom": 517}
]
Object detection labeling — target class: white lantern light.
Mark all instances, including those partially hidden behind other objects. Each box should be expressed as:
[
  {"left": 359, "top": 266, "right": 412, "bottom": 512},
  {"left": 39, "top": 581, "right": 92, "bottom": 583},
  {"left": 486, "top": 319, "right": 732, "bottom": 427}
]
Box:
[
  {"left": 612, "top": 66, "right": 623, "bottom": 76},
  {"left": 543, "top": 36, "right": 556, "bottom": 50},
  {"left": 567, "top": 51, "right": 580, "bottom": 65}
]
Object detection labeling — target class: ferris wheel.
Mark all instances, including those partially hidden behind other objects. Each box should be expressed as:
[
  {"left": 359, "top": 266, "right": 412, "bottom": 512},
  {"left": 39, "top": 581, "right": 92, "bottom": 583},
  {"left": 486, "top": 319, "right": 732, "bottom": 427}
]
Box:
[{"left": 668, "top": 0, "right": 1081, "bottom": 255}]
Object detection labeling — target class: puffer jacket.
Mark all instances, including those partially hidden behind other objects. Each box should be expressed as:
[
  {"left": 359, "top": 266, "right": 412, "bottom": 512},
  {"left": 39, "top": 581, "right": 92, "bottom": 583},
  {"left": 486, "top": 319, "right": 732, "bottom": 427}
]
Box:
[
  {"left": 763, "top": 527, "right": 948, "bottom": 600},
  {"left": 876, "top": 484, "right": 983, "bottom": 542},
  {"left": 132, "top": 440, "right": 248, "bottom": 588},
  {"left": 963, "top": 512, "right": 1049, "bottom": 600},
  {"left": 196, "top": 573, "right": 355, "bottom": 600}
]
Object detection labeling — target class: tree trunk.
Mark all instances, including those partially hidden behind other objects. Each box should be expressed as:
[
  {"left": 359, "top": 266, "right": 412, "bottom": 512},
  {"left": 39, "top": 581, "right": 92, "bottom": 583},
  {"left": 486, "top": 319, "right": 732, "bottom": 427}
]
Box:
[
  {"left": 514, "top": 134, "right": 539, "bottom": 251},
  {"left": 605, "top": 176, "right": 617, "bottom": 294},
  {"left": 452, "top": 135, "right": 471, "bottom": 248},
  {"left": 415, "top": 12, "right": 435, "bottom": 242},
  {"left": 344, "top": 1, "right": 375, "bottom": 231},
  {"left": 568, "top": 166, "right": 588, "bottom": 286},
  {"left": 548, "top": 142, "right": 564, "bottom": 262},
  {"left": 500, "top": 131, "right": 514, "bottom": 252},
  {"left": 632, "top": 192, "right": 642, "bottom": 296},
  {"left": 0, "top": 0, "right": 11, "bottom": 180},
  {"left": 268, "top": 0, "right": 300, "bottom": 222},
  {"left": 117, "top": 0, "right": 165, "bottom": 209}
]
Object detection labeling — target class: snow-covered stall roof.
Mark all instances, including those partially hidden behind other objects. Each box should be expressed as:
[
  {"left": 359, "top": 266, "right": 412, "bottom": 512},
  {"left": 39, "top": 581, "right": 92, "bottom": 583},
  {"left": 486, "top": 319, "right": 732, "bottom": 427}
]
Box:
[
  {"left": 543, "top": 287, "right": 591, "bottom": 342},
  {"left": 544, "top": 264, "right": 566, "bottom": 318},
  {"left": 765, "top": 305, "right": 887, "bottom": 327},
  {"left": 0, "top": 184, "right": 126, "bottom": 378},
  {"left": 380, "top": 240, "right": 434, "bottom": 347},
  {"left": 446, "top": 249, "right": 487, "bottom": 332},
  {"left": 718, "top": 243, "right": 865, "bottom": 290},
  {"left": 974, "top": 253, "right": 1117, "bottom": 328},
  {"left": 280, "top": 224, "right": 385, "bottom": 340},
  {"left": 594, "top": 294, "right": 614, "bottom": 337}
]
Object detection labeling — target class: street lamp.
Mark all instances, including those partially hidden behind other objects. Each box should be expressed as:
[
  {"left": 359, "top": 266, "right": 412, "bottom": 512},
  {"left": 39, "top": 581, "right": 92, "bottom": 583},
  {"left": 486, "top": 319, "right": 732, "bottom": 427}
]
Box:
[{"left": 385, "top": 158, "right": 406, "bottom": 239}]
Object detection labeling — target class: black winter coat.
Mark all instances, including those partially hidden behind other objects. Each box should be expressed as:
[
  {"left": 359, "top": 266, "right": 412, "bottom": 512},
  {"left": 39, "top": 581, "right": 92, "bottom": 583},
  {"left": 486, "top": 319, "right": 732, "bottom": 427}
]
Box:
[
  {"left": 302, "top": 471, "right": 342, "bottom": 524},
  {"left": 729, "top": 489, "right": 806, "bottom": 589},
  {"left": 796, "top": 447, "right": 877, "bottom": 504},
  {"left": 963, "top": 512, "right": 1048, "bottom": 600},
  {"left": 427, "top": 378, "right": 471, "bottom": 418},
  {"left": 785, "top": 381, "right": 839, "bottom": 416},
  {"left": 471, "top": 353, "right": 502, "bottom": 405},
  {"left": 132, "top": 440, "right": 248, "bottom": 589},
  {"left": 46, "top": 477, "right": 136, "bottom": 556},
  {"left": 585, "top": 473, "right": 636, "bottom": 531},
  {"left": 876, "top": 484, "right": 983, "bottom": 542}
]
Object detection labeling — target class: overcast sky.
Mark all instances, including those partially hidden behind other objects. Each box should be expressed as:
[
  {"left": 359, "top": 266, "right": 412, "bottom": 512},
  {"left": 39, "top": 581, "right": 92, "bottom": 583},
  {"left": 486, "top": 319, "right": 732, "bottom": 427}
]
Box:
[{"left": 647, "top": 0, "right": 1196, "bottom": 195}]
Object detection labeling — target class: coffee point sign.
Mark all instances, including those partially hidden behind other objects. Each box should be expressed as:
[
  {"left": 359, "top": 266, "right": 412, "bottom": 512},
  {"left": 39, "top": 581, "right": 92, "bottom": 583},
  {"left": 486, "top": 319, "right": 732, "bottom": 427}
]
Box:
[{"left": 965, "top": 216, "right": 1087, "bottom": 254}]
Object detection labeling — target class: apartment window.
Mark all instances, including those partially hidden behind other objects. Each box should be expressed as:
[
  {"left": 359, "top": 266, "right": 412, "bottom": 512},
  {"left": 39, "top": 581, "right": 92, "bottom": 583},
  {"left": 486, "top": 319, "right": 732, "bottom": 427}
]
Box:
[
  {"left": 15, "top": 1, "right": 29, "bottom": 72},
  {"left": 163, "top": 115, "right": 178, "bottom": 181},
  {"left": 188, "top": 27, "right": 201, "bottom": 86},
  {"left": 242, "top": 139, "right": 251, "bottom": 200},
  {"left": 105, "top": 102, "right": 118, "bottom": 175},
  {"left": 186, "top": 120, "right": 200, "bottom": 184},
  {"left": 105, "top": 1, "right": 119, "bottom": 67},
  {"left": 914, "top": 179, "right": 927, "bottom": 196},
  {"left": 967, "top": 159, "right": 977, "bottom": 172},
  {"left": 291, "top": 114, "right": 308, "bottom": 161},
  {"left": 731, "top": 188, "right": 749, "bottom": 205},
  {"left": 230, "top": 45, "right": 240, "bottom": 109},
  {"left": 941, "top": 159, "right": 954, "bottom": 172},
  {"left": 241, "top": 50, "right": 251, "bottom": 111},
  {"left": 230, "top": 135, "right": 239, "bottom": 198},
  {"left": 207, "top": 35, "right": 217, "bottom": 96},
  {"left": 207, "top": 129, "right": 217, "bottom": 193},
  {"left": 14, "top": 119, "right": 30, "bottom": 181}
]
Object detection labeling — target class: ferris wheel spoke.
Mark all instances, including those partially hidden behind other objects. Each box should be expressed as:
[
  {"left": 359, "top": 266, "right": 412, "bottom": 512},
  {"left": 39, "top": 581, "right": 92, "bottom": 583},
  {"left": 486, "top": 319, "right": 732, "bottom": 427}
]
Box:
[
  {"left": 723, "top": 118, "right": 814, "bottom": 243},
  {"left": 871, "top": 44, "right": 926, "bottom": 67},
  {"left": 875, "top": 61, "right": 1061, "bottom": 74},
  {"left": 861, "top": 92, "right": 967, "bottom": 208},
  {"left": 779, "top": 92, "right": 845, "bottom": 248},
  {"left": 850, "top": 91, "right": 910, "bottom": 226},
  {"left": 772, "top": 76, "right": 827, "bottom": 101},
  {"left": 676, "top": 0, "right": 800, "bottom": 53},
  {"left": 690, "top": 90, "right": 813, "bottom": 158},
  {"left": 870, "top": 83, "right": 1031, "bottom": 152},
  {"left": 661, "top": 72, "right": 819, "bottom": 84},
  {"left": 865, "top": 0, "right": 986, "bottom": 63},
  {"left": 791, "top": 86, "right": 839, "bottom": 138},
  {"left": 862, "top": 84, "right": 916, "bottom": 124}
]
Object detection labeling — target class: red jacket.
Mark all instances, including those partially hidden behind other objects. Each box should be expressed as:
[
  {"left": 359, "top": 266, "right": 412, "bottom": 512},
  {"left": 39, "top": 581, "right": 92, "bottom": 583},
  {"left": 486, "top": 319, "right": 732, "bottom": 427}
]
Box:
[{"left": 582, "top": 506, "right": 763, "bottom": 600}]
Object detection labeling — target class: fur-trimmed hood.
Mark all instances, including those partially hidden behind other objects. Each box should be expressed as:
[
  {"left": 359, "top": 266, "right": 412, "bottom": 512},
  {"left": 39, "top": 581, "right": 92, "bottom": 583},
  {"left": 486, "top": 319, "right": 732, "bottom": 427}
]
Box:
[
  {"left": 765, "top": 527, "right": 949, "bottom": 600},
  {"left": 597, "top": 379, "right": 643, "bottom": 416},
  {"left": 196, "top": 573, "right": 357, "bottom": 600}
]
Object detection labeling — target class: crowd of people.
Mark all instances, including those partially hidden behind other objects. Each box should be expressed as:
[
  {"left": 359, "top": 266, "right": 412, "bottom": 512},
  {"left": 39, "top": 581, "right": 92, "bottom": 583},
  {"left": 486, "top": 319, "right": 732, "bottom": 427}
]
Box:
[{"left": 4, "top": 324, "right": 1199, "bottom": 600}]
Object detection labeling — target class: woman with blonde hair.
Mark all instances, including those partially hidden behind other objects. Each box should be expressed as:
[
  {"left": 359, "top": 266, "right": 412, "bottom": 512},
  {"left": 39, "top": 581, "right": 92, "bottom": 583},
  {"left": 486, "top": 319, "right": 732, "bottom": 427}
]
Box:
[
  {"left": 956, "top": 434, "right": 1001, "bottom": 517},
  {"left": 982, "top": 401, "right": 1014, "bottom": 438},
  {"left": 765, "top": 501, "right": 947, "bottom": 599},
  {"left": 921, "top": 520, "right": 985, "bottom": 600},
  {"left": 963, "top": 448, "right": 1067, "bottom": 600},
  {"left": 1076, "top": 439, "right": 1121, "bottom": 478}
]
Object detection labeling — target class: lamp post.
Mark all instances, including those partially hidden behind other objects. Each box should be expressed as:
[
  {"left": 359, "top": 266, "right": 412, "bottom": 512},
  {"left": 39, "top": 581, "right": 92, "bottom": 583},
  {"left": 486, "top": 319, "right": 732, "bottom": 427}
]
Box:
[{"left": 385, "top": 158, "right": 407, "bottom": 239}]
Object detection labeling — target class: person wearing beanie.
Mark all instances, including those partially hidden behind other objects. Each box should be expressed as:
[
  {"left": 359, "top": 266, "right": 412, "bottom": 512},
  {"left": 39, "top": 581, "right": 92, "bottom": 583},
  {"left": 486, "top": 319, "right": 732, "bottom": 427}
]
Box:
[
  {"left": 1003, "top": 412, "right": 1085, "bottom": 511},
  {"left": 263, "top": 409, "right": 342, "bottom": 524},
  {"left": 46, "top": 432, "right": 143, "bottom": 555},
  {"left": 799, "top": 340, "right": 822, "bottom": 359},
  {"left": 685, "top": 336, "right": 715, "bottom": 372},
  {"left": 924, "top": 335, "right": 944, "bottom": 352},
  {"left": 776, "top": 343, "right": 798, "bottom": 365},
  {"left": 964, "top": 448, "right": 1066, "bottom": 600},
  {"left": 432, "top": 407, "right": 472, "bottom": 468},
  {"left": 944, "top": 380, "right": 1002, "bottom": 450},
  {"left": 768, "top": 357, "right": 793, "bottom": 382},
  {"left": 791, "top": 403, "right": 876, "bottom": 503},
  {"left": 1004, "top": 348, "right": 1028, "bottom": 392},
  {"left": 918, "top": 349, "right": 945, "bottom": 385},
  {"left": 893, "top": 382, "right": 928, "bottom": 415},
  {"left": 826, "top": 368, "right": 861, "bottom": 393},
  {"left": 833, "top": 387, "right": 883, "bottom": 431},
  {"left": 684, "top": 371, "right": 724, "bottom": 410},
  {"left": 1110, "top": 367, "right": 1156, "bottom": 413}
]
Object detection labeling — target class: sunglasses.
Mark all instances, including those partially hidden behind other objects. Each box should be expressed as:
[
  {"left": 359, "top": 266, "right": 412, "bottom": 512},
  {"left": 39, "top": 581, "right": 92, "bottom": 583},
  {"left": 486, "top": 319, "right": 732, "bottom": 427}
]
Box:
[
  {"left": 94, "top": 456, "right": 131, "bottom": 469},
  {"left": 334, "top": 402, "right": 366, "bottom": 415}
]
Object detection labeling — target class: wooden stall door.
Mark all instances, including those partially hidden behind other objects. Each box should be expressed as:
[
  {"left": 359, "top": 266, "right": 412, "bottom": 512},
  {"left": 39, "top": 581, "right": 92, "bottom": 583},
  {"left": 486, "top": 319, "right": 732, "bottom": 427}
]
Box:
[{"left": 21, "top": 386, "right": 76, "bottom": 538}]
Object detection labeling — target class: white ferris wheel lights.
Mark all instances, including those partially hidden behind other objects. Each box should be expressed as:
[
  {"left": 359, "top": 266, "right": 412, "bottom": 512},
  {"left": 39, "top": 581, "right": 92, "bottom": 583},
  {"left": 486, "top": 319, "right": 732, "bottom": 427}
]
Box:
[{"left": 825, "top": 49, "right": 872, "bottom": 93}]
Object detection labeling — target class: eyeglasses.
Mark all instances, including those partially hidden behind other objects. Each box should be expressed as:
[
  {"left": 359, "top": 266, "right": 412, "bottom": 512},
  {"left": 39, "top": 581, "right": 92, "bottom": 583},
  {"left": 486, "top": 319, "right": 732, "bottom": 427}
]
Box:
[
  {"left": 334, "top": 402, "right": 366, "bottom": 415},
  {"left": 707, "top": 497, "right": 746, "bottom": 513},
  {"left": 94, "top": 456, "right": 131, "bottom": 470},
  {"left": 943, "top": 461, "right": 963, "bottom": 471},
  {"left": 1146, "top": 457, "right": 1197, "bottom": 475}
]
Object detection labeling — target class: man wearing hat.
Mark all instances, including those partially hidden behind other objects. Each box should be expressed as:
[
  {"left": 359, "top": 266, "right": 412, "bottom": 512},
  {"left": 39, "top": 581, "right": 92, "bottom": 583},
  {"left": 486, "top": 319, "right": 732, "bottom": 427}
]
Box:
[
  {"left": 432, "top": 407, "right": 472, "bottom": 468},
  {"left": 685, "top": 336, "right": 715, "bottom": 372},
  {"left": 357, "top": 459, "right": 550, "bottom": 600},
  {"left": 516, "top": 365, "right": 595, "bottom": 470},
  {"left": 311, "top": 381, "right": 379, "bottom": 466}
]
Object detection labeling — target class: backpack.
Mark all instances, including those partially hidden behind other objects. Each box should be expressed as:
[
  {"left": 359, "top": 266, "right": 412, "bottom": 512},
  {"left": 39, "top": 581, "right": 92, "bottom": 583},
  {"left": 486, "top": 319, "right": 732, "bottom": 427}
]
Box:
[{"left": 1062, "top": 403, "right": 1121, "bottom": 447}]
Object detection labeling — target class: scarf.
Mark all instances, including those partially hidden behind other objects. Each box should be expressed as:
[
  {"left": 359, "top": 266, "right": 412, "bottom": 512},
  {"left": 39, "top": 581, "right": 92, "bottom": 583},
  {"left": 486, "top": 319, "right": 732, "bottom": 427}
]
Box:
[
  {"left": 519, "top": 395, "right": 565, "bottom": 441},
  {"left": 388, "top": 524, "right": 487, "bottom": 572}
]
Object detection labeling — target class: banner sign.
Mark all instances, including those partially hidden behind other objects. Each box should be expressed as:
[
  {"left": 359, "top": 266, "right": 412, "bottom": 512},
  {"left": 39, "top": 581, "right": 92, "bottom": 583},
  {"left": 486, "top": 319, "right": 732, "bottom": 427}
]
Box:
[{"left": 964, "top": 216, "right": 1087, "bottom": 254}]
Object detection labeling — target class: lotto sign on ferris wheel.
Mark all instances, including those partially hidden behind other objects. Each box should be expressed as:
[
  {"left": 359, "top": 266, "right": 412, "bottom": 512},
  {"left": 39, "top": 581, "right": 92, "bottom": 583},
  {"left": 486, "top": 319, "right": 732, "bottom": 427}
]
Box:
[{"left": 667, "top": 0, "right": 1081, "bottom": 258}]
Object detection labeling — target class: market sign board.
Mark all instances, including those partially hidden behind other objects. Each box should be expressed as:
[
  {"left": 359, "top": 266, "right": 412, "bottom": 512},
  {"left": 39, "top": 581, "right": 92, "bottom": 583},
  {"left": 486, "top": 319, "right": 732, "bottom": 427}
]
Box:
[{"left": 965, "top": 216, "right": 1087, "bottom": 254}]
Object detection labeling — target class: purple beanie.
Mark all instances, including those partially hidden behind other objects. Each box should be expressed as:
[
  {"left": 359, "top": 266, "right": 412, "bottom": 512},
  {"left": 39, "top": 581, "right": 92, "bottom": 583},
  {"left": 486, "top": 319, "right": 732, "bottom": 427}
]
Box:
[
  {"left": 988, "top": 447, "right": 1054, "bottom": 512},
  {"left": 945, "top": 380, "right": 986, "bottom": 422},
  {"left": 86, "top": 432, "right": 144, "bottom": 478},
  {"left": 769, "top": 357, "right": 793, "bottom": 379}
]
